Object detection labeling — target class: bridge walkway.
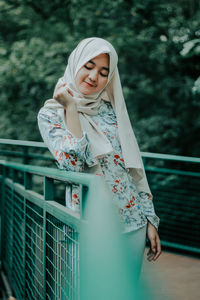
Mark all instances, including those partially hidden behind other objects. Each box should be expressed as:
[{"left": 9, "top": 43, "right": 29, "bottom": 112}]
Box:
[{"left": 141, "top": 248, "right": 200, "bottom": 300}]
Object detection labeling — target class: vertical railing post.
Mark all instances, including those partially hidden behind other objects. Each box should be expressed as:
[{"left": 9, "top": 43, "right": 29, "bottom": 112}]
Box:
[
  {"left": 24, "top": 172, "right": 32, "bottom": 190},
  {"left": 43, "top": 176, "right": 54, "bottom": 299},
  {"left": 10, "top": 167, "right": 14, "bottom": 281},
  {"left": 23, "top": 171, "right": 33, "bottom": 299},
  {"left": 43, "top": 201, "right": 47, "bottom": 300},
  {"left": 23, "top": 147, "right": 29, "bottom": 165},
  {"left": 0, "top": 165, "right": 6, "bottom": 265},
  {"left": 80, "top": 185, "right": 88, "bottom": 220},
  {"left": 12, "top": 169, "right": 18, "bottom": 183},
  {"left": 44, "top": 177, "right": 54, "bottom": 201},
  {"left": 142, "top": 156, "right": 147, "bottom": 169}
]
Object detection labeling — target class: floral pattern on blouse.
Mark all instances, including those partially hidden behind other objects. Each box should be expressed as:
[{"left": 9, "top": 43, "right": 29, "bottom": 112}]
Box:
[{"left": 38, "top": 100, "right": 160, "bottom": 233}]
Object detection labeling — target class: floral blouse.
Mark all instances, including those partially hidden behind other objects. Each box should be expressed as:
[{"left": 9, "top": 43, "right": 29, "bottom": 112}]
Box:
[{"left": 38, "top": 100, "right": 160, "bottom": 233}]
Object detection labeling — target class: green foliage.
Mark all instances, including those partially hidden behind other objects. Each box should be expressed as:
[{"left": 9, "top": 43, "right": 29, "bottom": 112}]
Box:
[
  {"left": 180, "top": 38, "right": 200, "bottom": 95},
  {"left": 192, "top": 76, "right": 200, "bottom": 95},
  {"left": 180, "top": 39, "right": 200, "bottom": 57},
  {"left": 0, "top": 0, "right": 200, "bottom": 156}
]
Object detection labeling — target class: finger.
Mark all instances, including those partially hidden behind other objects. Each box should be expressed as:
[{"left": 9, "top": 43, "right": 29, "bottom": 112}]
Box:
[
  {"left": 153, "top": 238, "right": 162, "bottom": 261},
  {"left": 67, "top": 88, "right": 74, "bottom": 97},
  {"left": 150, "top": 237, "right": 157, "bottom": 254},
  {"left": 147, "top": 247, "right": 155, "bottom": 260},
  {"left": 59, "top": 83, "right": 66, "bottom": 88},
  {"left": 147, "top": 252, "right": 155, "bottom": 262},
  {"left": 56, "top": 83, "right": 66, "bottom": 92},
  {"left": 147, "top": 248, "right": 151, "bottom": 255},
  {"left": 53, "top": 83, "right": 66, "bottom": 97},
  {"left": 55, "top": 83, "right": 66, "bottom": 90},
  {"left": 147, "top": 236, "right": 157, "bottom": 262},
  {"left": 56, "top": 87, "right": 69, "bottom": 98}
]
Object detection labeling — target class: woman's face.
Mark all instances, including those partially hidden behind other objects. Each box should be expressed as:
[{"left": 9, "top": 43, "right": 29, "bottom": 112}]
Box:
[{"left": 75, "top": 53, "right": 109, "bottom": 95}]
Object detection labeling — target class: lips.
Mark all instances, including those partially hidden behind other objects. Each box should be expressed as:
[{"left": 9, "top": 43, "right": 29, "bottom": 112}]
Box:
[{"left": 84, "top": 81, "right": 95, "bottom": 87}]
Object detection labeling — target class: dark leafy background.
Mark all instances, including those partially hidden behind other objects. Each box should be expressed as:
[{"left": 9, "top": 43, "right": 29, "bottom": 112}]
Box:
[{"left": 0, "top": 0, "right": 200, "bottom": 157}]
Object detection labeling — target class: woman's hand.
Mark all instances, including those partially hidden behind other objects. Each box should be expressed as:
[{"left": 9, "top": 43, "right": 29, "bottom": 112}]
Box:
[
  {"left": 146, "top": 221, "right": 162, "bottom": 262},
  {"left": 53, "top": 83, "right": 76, "bottom": 108}
]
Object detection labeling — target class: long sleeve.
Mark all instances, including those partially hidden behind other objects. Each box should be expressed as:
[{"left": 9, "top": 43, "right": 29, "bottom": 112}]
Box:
[
  {"left": 37, "top": 107, "right": 95, "bottom": 172},
  {"left": 139, "top": 192, "right": 160, "bottom": 231}
]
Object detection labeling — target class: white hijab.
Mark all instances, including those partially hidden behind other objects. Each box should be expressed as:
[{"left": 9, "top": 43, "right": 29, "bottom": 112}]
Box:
[{"left": 44, "top": 37, "right": 151, "bottom": 194}]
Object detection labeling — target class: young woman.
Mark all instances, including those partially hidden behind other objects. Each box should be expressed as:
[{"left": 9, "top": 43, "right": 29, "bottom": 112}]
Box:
[{"left": 38, "top": 37, "right": 161, "bottom": 278}]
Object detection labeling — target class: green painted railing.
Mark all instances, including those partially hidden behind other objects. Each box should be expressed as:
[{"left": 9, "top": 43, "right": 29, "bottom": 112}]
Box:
[
  {"left": 1, "top": 138, "right": 200, "bottom": 166},
  {"left": 0, "top": 161, "right": 84, "bottom": 299},
  {"left": 1, "top": 138, "right": 200, "bottom": 255},
  {"left": 0, "top": 139, "right": 53, "bottom": 165},
  {"left": 0, "top": 138, "right": 200, "bottom": 298},
  {"left": 0, "top": 160, "right": 149, "bottom": 300}
]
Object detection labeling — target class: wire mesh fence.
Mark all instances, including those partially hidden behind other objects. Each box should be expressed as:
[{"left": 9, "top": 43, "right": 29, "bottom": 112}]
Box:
[
  {"left": 0, "top": 163, "right": 81, "bottom": 300},
  {"left": 146, "top": 165, "right": 200, "bottom": 252},
  {"left": 0, "top": 152, "right": 200, "bottom": 299}
]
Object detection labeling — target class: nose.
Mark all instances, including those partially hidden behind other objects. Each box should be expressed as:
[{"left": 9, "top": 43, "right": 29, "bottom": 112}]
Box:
[{"left": 88, "top": 69, "right": 98, "bottom": 82}]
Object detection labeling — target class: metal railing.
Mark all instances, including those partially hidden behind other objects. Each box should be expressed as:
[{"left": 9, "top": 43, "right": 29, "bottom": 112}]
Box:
[
  {"left": 0, "top": 138, "right": 200, "bottom": 298},
  {"left": 0, "top": 161, "right": 107, "bottom": 299},
  {"left": 0, "top": 137, "right": 200, "bottom": 167},
  {"left": 0, "top": 138, "right": 53, "bottom": 165},
  {"left": 0, "top": 160, "right": 146, "bottom": 300},
  {"left": 1, "top": 138, "right": 200, "bottom": 255},
  {"left": 0, "top": 161, "right": 85, "bottom": 299}
]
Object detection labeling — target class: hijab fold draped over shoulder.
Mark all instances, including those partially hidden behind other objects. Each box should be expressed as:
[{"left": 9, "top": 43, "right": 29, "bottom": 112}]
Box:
[{"left": 43, "top": 37, "right": 151, "bottom": 195}]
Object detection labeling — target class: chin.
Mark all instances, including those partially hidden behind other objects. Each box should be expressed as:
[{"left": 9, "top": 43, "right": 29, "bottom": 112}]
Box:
[
  {"left": 81, "top": 90, "right": 91, "bottom": 95},
  {"left": 78, "top": 85, "right": 99, "bottom": 96},
  {"left": 81, "top": 89, "right": 96, "bottom": 96}
]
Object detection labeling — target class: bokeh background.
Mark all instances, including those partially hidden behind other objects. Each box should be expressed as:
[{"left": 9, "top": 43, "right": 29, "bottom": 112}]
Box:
[
  {"left": 0, "top": 0, "right": 200, "bottom": 157},
  {"left": 0, "top": 2, "right": 200, "bottom": 299}
]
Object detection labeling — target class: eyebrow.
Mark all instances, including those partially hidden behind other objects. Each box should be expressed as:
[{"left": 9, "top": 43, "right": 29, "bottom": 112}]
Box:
[{"left": 88, "top": 60, "right": 109, "bottom": 72}]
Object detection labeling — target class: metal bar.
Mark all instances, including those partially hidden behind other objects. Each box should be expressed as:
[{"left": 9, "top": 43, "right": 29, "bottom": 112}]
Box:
[
  {"left": 0, "top": 161, "right": 95, "bottom": 186},
  {"left": 141, "top": 151, "right": 200, "bottom": 163},
  {"left": 43, "top": 203, "right": 47, "bottom": 300},
  {"left": 160, "top": 240, "right": 200, "bottom": 254},
  {"left": 44, "top": 177, "right": 54, "bottom": 201},
  {"left": 0, "top": 139, "right": 46, "bottom": 148},
  {"left": 0, "top": 150, "right": 54, "bottom": 161},
  {"left": 23, "top": 147, "right": 29, "bottom": 165},
  {"left": 22, "top": 180, "right": 26, "bottom": 300},
  {"left": 24, "top": 172, "right": 33, "bottom": 190},
  {"left": 0, "top": 165, "right": 6, "bottom": 264},
  {"left": 0, "top": 138, "right": 200, "bottom": 163},
  {"left": 145, "top": 166, "right": 200, "bottom": 177}
]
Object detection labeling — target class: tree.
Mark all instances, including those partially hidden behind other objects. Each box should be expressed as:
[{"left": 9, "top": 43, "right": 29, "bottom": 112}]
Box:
[{"left": 0, "top": 0, "right": 199, "bottom": 156}]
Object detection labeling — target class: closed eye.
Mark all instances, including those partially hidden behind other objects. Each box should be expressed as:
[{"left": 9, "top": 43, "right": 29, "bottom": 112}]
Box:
[
  {"left": 100, "top": 72, "right": 108, "bottom": 77},
  {"left": 84, "top": 65, "right": 108, "bottom": 77},
  {"left": 84, "top": 65, "right": 92, "bottom": 70}
]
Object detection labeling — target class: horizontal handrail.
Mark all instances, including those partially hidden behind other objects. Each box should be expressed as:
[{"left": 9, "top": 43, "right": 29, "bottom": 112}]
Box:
[
  {"left": 0, "top": 138, "right": 46, "bottom": 148},
  {"left": 141, "top": 151, "right": 200, "bottom": 163},
  {"left": 0, "top": 160, "right": 98, "bottom": 186},
  {"left": 145, "top": 166, "right": 200, "bottom": 177},
  {"left": 0, "top": 150, "right": 54, "bottom": 161},
  {"left": 0, "top": 138, "right": 200, "bottom": 163}
]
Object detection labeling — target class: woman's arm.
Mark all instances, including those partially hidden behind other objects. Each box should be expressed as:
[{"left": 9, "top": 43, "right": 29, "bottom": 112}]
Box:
[
  {"left": 146, "top": 221, "right": 162, "bottom": 261},
  {"left": 53, "top": 82, "right": 83, "bottom": 139},
  {"left": 65, "top": 103, "right": 83, "bottom": 139},
  {"left": 37, "top": 107, "right": 95, "bottom": 172},
  {"left": 139, "top": 192, "right": 162, "bottom": 261},
  {"left": 139, "top": 192, "right": 160, "bottom": 231}
]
